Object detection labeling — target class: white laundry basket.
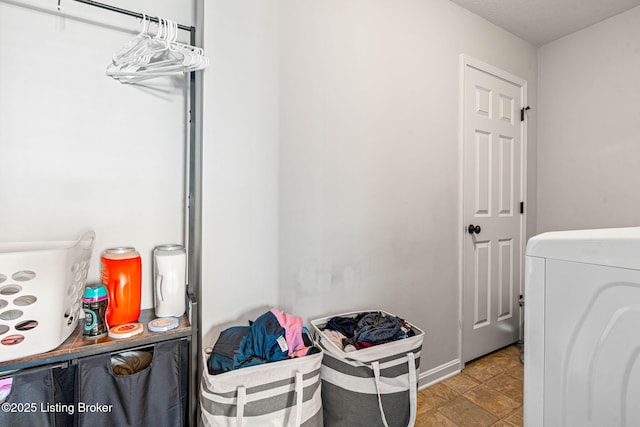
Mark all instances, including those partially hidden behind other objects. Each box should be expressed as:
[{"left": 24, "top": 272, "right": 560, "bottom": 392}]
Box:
[{"left": 0, "top": 231, "right": 95, "bottom": 362}]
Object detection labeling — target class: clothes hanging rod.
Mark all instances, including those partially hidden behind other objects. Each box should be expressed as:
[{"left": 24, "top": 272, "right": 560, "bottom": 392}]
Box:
[{"left": 71, "top": 0, "right": 193, "bottom": 32}]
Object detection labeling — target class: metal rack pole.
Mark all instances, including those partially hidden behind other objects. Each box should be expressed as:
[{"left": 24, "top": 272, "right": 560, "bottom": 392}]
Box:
[
  {"left": 187, "top": 25, "right": 202, "bottom": 427},
  {"left": 72, "top": 0, "right": 193, "bottom": 32}
]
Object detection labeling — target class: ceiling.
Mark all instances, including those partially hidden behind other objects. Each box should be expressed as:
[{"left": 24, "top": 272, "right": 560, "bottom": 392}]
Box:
[{"left": 449, "top": 0, "right": 640, "bottom": 46}]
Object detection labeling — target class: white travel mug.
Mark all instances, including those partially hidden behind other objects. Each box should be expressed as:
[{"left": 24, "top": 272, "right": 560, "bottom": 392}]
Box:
[{"left": 153, "top": 244, "right": 186, "bottom": 317}]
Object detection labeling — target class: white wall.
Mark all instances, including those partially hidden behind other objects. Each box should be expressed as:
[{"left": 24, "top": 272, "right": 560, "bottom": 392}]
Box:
[
  {"left": 200, "top": 2, "right": 280, "bottom": 337},
  {"left": 0, "top": 0, "right": 193, "bottom": 310},
  {"left": 2, "top": 0, "right": 538, "bottom": 381},
  {"left": 538, "top": 6, "right": 640, "bottom": 233},
  {"left": 278, "top": 0, "right": 537, "bottom": 379}
]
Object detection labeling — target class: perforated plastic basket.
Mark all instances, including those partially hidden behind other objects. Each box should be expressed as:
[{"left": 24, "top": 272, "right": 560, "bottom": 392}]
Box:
[{"left": 0, "top": 231, "right": 95, "bottom": 362}]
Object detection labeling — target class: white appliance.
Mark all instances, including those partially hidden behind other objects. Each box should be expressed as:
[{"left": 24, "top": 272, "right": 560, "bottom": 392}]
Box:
[{"left": 524, "top": 227, "right": 640, "bottom": 426}]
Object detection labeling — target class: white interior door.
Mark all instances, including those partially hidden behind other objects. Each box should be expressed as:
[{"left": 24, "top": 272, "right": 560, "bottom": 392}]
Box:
[{"left": 461, "top": 56, "right": 526, "bottom": 363}]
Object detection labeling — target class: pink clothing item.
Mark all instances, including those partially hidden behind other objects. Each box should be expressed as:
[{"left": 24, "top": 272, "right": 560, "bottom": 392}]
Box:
[
  {"left": 0, "top": 378, "right": 12, "bottom": 403},
  {"left": 271, "top": 309, "right": 309, "bottom": 358},
  {"left": 322, "top": 329, "right": 347, "bottom": 351}
]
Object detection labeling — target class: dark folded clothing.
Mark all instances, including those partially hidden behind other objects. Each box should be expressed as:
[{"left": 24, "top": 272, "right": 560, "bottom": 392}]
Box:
[
  {"left": 325, "top": 317, "right": 357, "bottom": 338},
  {"left": 234, "top": 311, "right": 288, "bottom": 369},
  {"left": 208, "top": 326, "right": 251, "bottom": 375},
  {"left": 208, "top": 311, "right": 321, "bottom": 374},
  {"left": 325, "top": 311, "right": 416, "bottom": 351},
  {"left": 325, "top": 312, "right": 373, "bottom": 338},
  {"left": 354, "top": 312, "right": 405, "bottom": 344}
]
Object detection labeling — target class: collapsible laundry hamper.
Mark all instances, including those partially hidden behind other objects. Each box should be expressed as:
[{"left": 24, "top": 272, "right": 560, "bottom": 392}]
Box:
[
  {"left": 75, "top": 339, "right": 189, "bottom": 427},
  {"left": 200, "top": 308, "right": 324, "bottom": 427},
  {"left": 0, "top": 364, "right": 58, "bottom": 426},
  {"left": 310, "top": 310, "right": 424, "bottom": 427}
]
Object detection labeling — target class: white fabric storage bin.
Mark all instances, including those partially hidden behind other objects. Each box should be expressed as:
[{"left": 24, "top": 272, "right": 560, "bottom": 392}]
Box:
[
  {"left": 200, "top": 308, "right": 323, "bottom": 427},
  {"left": 310, "top": 310, "right": 424, "bottom": 427}
]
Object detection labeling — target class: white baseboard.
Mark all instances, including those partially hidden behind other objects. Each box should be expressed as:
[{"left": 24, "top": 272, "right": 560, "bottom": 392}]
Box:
[{"left": 418, "top": 358, "right": 462, "bottom": 390}]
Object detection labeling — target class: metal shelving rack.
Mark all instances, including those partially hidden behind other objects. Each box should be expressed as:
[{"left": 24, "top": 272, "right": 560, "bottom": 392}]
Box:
[
  {"left": 1, "top": 0, "right": 203, "bottom": 423},
  {"left": 73, "top": 2, "right": 203, "bottom": 422}
]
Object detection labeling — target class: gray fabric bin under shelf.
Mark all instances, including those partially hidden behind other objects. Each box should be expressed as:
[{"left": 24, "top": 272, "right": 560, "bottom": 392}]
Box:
[{"left": 76, "top": 339, "right": 188, "bottom": 427}]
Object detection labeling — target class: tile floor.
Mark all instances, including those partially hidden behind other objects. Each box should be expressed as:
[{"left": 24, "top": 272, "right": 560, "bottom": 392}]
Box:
[{"left": 416, "top": 343, "right": 524, "bottom": 426}]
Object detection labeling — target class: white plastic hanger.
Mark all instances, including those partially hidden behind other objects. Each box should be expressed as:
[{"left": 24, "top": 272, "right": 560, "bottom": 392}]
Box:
[
  {"left": 111, "top": 14, "right": 151, "bottom": 63},
  {"left": 112, "top": 19, "right": 186, "bottom": 83},
  {"left": 106, "top": 16, "right": 209, "bottom": 84}
]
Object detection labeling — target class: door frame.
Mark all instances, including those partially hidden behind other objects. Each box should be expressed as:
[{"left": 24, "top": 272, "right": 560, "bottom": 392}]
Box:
[{"left": 457, "top": 54, "right": 528, "bottom": 365}]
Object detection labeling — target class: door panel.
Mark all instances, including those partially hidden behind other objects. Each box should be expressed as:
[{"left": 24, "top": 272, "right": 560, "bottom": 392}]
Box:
[
  {"left": 498, "top": 136, "right": 514, "bottom": 216},
  {"left": 474, "top": 130, "right": 492, "bottom": 216},
  {"left": 462, "top": 58, "right": 525, "bottom": 363},
  {"left": 474, "top": 239, "right": 491, "bottom": 328},
  {"left": 497, "top": 238, "right": 513, "bottom": 321}
]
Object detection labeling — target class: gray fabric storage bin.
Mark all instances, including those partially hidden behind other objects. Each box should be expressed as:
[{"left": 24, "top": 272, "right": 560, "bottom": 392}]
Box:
[
  {"left": 0, "top": 361, "right": 77, "bottom": 427},
  {"left": 76, "top": 338, "right": 187, "bottom": 427},
  {"left": 0, "top": 364, "right": 57, "bottom": 427},
  {"left": 52, "top": 363, "right": 77, "bottom": 427},
  {"left": 311, "top": 310, "right": 424, "bottom": 427}
]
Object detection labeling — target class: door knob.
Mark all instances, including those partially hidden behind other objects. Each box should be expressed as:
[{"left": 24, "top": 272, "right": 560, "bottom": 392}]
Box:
[{"left": 468, "top": 224, "right": 481, "bottom": 234}]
